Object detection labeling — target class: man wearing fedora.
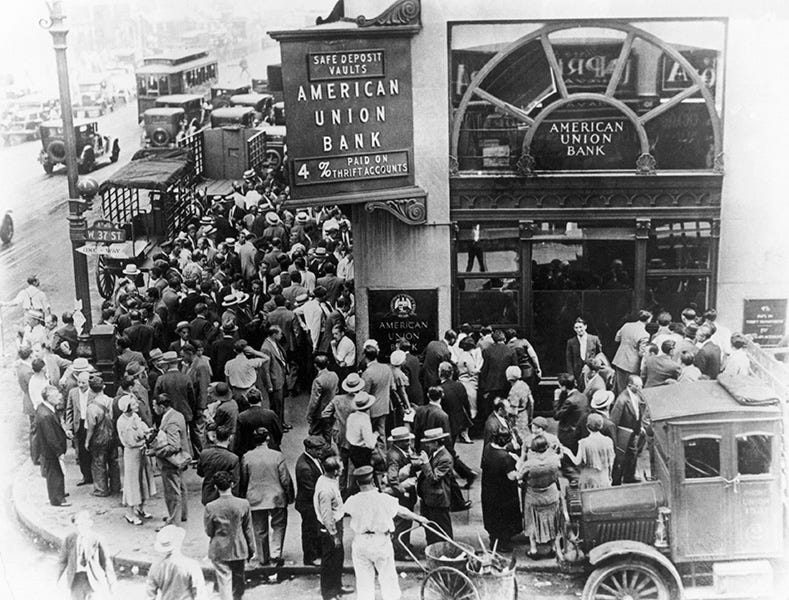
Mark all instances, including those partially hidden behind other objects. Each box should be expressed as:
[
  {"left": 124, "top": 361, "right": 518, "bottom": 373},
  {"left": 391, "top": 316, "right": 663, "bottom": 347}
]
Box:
[
  {"left": 322, "top": 373, "right": 365, "bottom": 493},
  {"left": 385, "top": 426, "right": 419, "bottom": 561},
  {"left": 147, "top": 525, "right": 205, "bottom": 600},
  {"left": 590, "top": 389, "right": 617, "bottom": 445},
  {"left": 114, "top": 264, "right": 141, "bottom": 308},
  {"left": 154, "top": 351, "right": 196, "bottom": 435},
  {"left": 417, "top": 428, "right": 456, "bottom": 545},
  {"left": 295, "top": 435, "right": 331, "bottom": 566},
  {"left": 360, "top": 345, "right": 392, "bottom": 449},
  {"left": 65, "top": 369, "right": 95, "bottom": 486}
]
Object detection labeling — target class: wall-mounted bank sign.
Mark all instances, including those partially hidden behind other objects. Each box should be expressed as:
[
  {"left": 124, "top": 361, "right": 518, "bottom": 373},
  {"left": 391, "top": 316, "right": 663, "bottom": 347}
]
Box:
[
  {"left": 743, "top": 299, "right": 787, "bottom": 347},
  {"left": 276, "top": 36, "right": 415, "bottom": 199}
]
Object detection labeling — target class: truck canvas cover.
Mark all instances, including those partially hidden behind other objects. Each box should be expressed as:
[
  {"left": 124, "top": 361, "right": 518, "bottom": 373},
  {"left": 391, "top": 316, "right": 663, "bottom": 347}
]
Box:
[{"left": 100, "top": 148, "right": 194, "bottom": 192}]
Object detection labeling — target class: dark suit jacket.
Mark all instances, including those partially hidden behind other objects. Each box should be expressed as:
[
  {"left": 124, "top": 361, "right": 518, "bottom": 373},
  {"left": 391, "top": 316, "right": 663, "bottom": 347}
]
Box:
[
  {"left": 401, "top": 352, "right": 424, "bottom": 406},
  {"left": 267, "top": 307, "right": 300, "bottom": 352},
  {"left": 210, "top": 336, "right": 239, "bottom": 382},
  {"left": 196, "top": 445, "right": 240, "bottom": 505},
  {"left": 565, "top": 334, "right": 602, "bottom": 389},
  {"left": 643, "top": 355, "right": 681, "bottom": 387},
  {"left": 307, "top": 369, "right": 339, "bottom": 430},
  {"left": 439, "top": 380, "right": 471, "bottom": 438},
  {"left": 478, "top": 343, "right": 518, "bottom": 395},
  {"left": 154, "top": 369, "right": 196, "bottom": 422},
  {"left": 413, "top": 403, "right": 450, "bottom": 452},
  {"left": 610, "top": 389, "right": 651, "bottom": 441},
  {"left": 420, "top": 340, "right": 451, "bottom": 389},
  {"left": 316, "top": 273, "right": 342, "bottom": 305},
  {"left": 261, "top": 338, "right": 287, "bottom": 391},
  {"left": 294, "top": 452, "right": 322, "bottom": 513},
  {"left": 694, "top": 342, "right": 721, "bottom": 380},
  {"left": 386, "top": 445, "right": 416, "bottom": 508},
  {"left": 417, "top": 445, "right": 453, "bottom": 508},
  {"left": 236, "top": 405, "right": 282, "bottom": 454},
  {"left": 125, "top": 323, "right": 155, "bottom": 357},
  {"left": 482, "top": 412, "right": 511, "bottom": 447},
  {"left": 33, "top": 403, "right": 67, "bottom": 460},
  {"left": 204, "top": 495, "right": 255, "bottom": 561},
  {"left": 552, "top": 389, "right": 590, "bottom": 452}
]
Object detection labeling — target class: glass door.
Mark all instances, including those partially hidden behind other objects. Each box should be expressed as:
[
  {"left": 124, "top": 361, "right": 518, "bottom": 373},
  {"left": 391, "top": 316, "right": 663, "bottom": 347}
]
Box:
[{"left": 529, "top": 222, "right": 635, "bottom": 376}]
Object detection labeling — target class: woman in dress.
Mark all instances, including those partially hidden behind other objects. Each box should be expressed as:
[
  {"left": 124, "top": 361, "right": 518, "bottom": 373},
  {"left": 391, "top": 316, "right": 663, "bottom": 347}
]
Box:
[
  {"left": 456, "top": 335, "right": 483, "bottom": 443},
  {"left": 519, "top": 435, "right": 562, "bottom": 559},
  {"left": 116, "top": 394, "right": 156, "bottom": 525},
  {"left": 563, "top": 413, "right": 615, "bottom": 489},
  {"left": 481, "top": 430, "right": 522, "bottom": 552},
  {"left": 506, "top": 366, "right": 533, "bottom": 442}
]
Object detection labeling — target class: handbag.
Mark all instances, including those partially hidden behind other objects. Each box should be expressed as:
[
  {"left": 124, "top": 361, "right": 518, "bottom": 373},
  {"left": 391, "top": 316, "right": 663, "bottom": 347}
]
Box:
[{"left": 151, "top": 429, "right": 191, "bottom": 470}]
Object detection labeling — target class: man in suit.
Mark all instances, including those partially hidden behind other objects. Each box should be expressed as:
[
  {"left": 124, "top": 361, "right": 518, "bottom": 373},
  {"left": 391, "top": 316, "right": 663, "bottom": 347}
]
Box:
[
  {"left": 307, "top": 354, "right": 339, "bottom": 435},
  {"left": 398, "top": 339, "right": 424, "bottom": 407},
  {"left": 295, "top": 435, "right": 328, "bottom": 566},
  {"left": 553, "top": 373, "right": 590, "bottom": 454},
  {"left": 189, "top": 303, "right": 217, "bottom": 344},
  {"left": 694, "top": 324, "right": 722, "bottom": 380},
  {"left": 565, "top": 317, "right": 603, "bottom": 392},
  {"left": 65, "top": 371, "right": 94, "bottom": 486},
  {"left": 236, "top": 388, "right": 282, "bottom": 454},
  {"left": 33, "top": 385, "right": 70, "bottom": 506},
  {"left": 261, "top": 325, "right": 289, "bottom": 428},
  {"left": 610, "top": 375, "right": 651, "bottom": 485},
  {"left": 57, "top": 511, "right": 115, "bottom": 598},
  {"left": 438, "top": 362, "right": 477, "bottom": 487},
  {"left": 239, "top": 426, "right": 294, "bottom": 567},
  {"left": 417, "top": 428, "right": 455, "bottom": 545},
  {"left": 154, "top": 351, "right": 196, "bottom": 429},
  {"left": 612, "top": 310, "right": 652, "bottom": 395},
  {"left": 478, "top": 330, "right": 518, "bottom": 423},
  {"left": 316, "top": 262, "right": 342, "bottom": 306},
  {"left": 483, "top": 398, "right": 514, "bottom": 448},
  {"left": 266, "top": 296, "right": 301, "bottom": 357},
  {"left": 412, "top": 387, "right": 451, "bottom": 453},
  {"left": 124, "top": 309, "right": 155, "bottom": 359},
  {"left": 204, "top": 471, "right": 256, "bottom": 600},
  {"left": 361, "top": 346, "right": 392, "bottom": 446},
  {"left": 196, "top": 424, "right": 240, "bottom": 505},
  {"left": 52, "top": 311, "right": 79, "bottom": 359},
  {"left": 643, "top": 340, "right": 681, "bottom": 387},
  {"left": 385, "top": 427, "right": 419, "bottom": 561},
  {"left": 153, "top": 393, "right": 190, "bottom": 525},
  {"left": 583, "top": 358, "right": 608, "bottom": 404},
  {"left": 420, "top": 331, "right": 455, "bottom": 390}
]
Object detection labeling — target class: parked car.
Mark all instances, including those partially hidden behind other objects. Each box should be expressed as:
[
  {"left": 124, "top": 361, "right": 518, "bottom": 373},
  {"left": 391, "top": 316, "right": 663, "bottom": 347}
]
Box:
[
  {"left": 229, "top": 92, "right": 274, "bottom": 119},
  {"left": 73, "top": 77, "right": 116, "bottom": 117},
  {"left": 210, "top": 106, "right": 256, "bottom": 128},
  {"left": 272, "top": 101, "right": 285, "bottom": 126},
  {"left": 557, "top": 375, "right": 784, "bottom": 600},
  {"left": 38, "top": 119, "right": 120, "bottom": 174},
  {"left": 142, "top": 107, "right": 187, "bottom": 148},
  {"left": 154, "top": 94, "right": 206, "bottom": 129},
  {"left": 1, "top": 94, "right": 59, "bottom": 145},
  {"left": 210, "top": 83, "right": 250, "bottom": 109}
]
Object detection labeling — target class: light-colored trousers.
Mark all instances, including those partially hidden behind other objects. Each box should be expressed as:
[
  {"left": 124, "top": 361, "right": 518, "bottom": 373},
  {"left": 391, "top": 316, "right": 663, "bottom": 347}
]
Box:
[{"left": 351, "top": 533, "right": 400, "bottom": 600}]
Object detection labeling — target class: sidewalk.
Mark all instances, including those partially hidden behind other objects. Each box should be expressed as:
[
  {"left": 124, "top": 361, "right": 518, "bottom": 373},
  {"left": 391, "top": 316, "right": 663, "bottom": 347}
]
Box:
[{"left": 12, "top": 393, "right": 560, "bottom": 577}]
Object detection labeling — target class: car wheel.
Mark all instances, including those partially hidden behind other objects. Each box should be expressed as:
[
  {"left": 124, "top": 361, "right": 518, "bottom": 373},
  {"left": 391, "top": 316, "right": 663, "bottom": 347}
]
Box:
[
  {"left": 0, "top": 213, "right": 14, "bottom": 245},
  {"left": 582, "top": 559, "right": 672, "bottom": 600}
]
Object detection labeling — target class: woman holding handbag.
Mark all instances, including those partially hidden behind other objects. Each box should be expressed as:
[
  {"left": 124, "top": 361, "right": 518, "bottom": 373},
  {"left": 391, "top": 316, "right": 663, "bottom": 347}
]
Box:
[{"left": 117, "top": 394, "right": 156, "bottom": 525}]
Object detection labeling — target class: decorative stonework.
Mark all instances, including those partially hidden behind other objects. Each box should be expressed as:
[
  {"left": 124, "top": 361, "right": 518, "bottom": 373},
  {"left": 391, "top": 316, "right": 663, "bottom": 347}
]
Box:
[
  {"left": 448, "top": 155, "right": 459, "bottom": 176},
  {"left": 317, "top": 0, "right": 421, "bottom": 28},
  {"left": 636, "top": 153, "right": 657, "bottom": 175},
  {"left": 452, "top": 190, "right": 719, "bottom": 211},
  {"left": 365, "top": 196, "right": 426, "bottom": 225},
  {"left": 515, "top": 153, "right": 536, "bottom": 177},
  {"left": 713, "top": 152, "right": 724, "bottom": 174}
]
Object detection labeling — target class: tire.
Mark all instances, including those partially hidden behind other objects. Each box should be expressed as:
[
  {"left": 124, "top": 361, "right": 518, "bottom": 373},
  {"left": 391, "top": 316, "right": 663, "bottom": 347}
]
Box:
[
  {"left": 42, "top": 161, "right": 54, "bottom": 174},
  {"left": 47, "top": 139, "right": 67, "bottom": 162},
  {"left": 582, "top": 559, "right": 672, "bottom": 600},
  {"left": 151, "top": 128, "right": 170, "bottom": 146},
  {"left": 266, "top": 148, "right": 282, "bottom": 169},
  {"left": 0, "top": 213, "right": 13, "bottom": 244},
  {"left": 95, "top": 255, "right": 116, "bottom": 299},
  {"left": 421, "top": 567, "right": 480, "bottom": 600},
  {"left": 79, "top": 147, "right": 95, "bottom": 174}
]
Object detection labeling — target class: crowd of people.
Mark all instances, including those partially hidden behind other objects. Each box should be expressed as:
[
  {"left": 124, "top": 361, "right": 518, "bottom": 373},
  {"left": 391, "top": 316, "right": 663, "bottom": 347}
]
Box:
[{"left": 9, "top": 184, "right": 753, "bottom": 599}]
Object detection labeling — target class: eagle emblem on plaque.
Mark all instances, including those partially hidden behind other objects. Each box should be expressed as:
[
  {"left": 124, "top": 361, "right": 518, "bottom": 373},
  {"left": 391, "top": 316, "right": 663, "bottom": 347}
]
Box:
[{"left": 390, "top": 293, "right": 416, "bottom": 318}]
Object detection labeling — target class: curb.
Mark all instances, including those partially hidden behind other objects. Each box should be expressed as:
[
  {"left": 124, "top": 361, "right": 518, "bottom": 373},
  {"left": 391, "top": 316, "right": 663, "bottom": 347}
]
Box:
[{"left": 11, "top": 465, "right": 562, "bottom": 579}]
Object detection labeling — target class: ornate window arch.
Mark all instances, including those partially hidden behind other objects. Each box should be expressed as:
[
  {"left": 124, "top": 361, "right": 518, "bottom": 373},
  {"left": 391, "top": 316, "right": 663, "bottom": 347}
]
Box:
[{"left": 449, "top": 21, "right": 724, "bottom": 176}]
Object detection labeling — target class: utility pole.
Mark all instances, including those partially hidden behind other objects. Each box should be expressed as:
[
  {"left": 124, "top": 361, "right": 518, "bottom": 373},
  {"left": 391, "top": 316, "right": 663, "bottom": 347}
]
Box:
[{"left": 41, "top": 0, "right": 93, "bottom": 330}]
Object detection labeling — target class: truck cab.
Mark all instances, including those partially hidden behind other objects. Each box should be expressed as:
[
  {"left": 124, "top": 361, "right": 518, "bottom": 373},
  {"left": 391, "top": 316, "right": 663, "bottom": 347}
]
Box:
[
  {"left": 561, "top": 374, "right": 784, "bottom": 600},
  {"left": 210, "top": 106, "right": 256, "bottom": 129},
  {"left": 154, "top": 94, "right": 205, "bottom": 128},
  {"left": 142, "top": 107, "right": 186, "bottom": 148}
]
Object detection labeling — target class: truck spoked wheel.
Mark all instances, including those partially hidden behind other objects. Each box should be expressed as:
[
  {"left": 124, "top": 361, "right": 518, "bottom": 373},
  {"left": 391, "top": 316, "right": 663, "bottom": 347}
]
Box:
[
  {"left": 95, "top": 256, "right": 116, "bottom": 299},
  {"left": 582, "top": 560, "right": 670, "bottom": 600}
]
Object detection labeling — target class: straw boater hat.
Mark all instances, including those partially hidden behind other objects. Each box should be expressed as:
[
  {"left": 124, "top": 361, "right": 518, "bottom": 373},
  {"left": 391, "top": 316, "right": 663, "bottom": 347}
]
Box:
[
  {"left": 159, "top": 351, "right": 179, "bottom": 364},
  {"left": 243, "top": 169, "right": 256, "bottom": 180},
  {"left": 222, "top": 294, "right": 239, "bottom": 308},
  {"left": 313, "top": 246, "right": 328, "bottom": 257},
  {"left": 295, "top": 212, "right": 309, "bottom": 224},
  {"left": 199, "top": 216, "right": 213, "bottom": 226},
  {"left": 224, "top": 237, "right": 236, "bottom": 246},
  {"left": 421, "top": 427, "right": 449, "bottom": 444},
  {"left": 122, "top": 264, "right": 140, "bottom": 277},
  {"left": 591, "top": 390, "right": 615, "bottom": 411},
  {"left": 353, "top": 392, "right": 376, "bottom": 411},
  {"left": 265, "top": 212, "right": 281, "bottom": 225},
  {"left": 363, "top": 339, "right": 380, "bottom": 350},
  {"left": 388, "top": 426, "right": 414, "bottom": 443},
  {"left": 342, "top": 373, "right": 366, "bottom": 393},
  {"left": 154, "top": 525, "right": 186, "bottom": 554},
  {"left": 71, "top": 357, "right": 91, "bottom": 372}
]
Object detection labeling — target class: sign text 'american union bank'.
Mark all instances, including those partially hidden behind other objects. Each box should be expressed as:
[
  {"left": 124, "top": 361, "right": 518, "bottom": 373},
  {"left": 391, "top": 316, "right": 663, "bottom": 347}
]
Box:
[{"left": 277, "top": 36, "right": 416, "bottom": 199}]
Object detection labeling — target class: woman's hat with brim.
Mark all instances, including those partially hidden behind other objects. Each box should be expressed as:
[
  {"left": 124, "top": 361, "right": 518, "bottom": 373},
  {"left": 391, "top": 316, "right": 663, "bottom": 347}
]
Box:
[
  {"left": 420, "top": 427, "right": 449, "bottom": 444},
  {"left": 388, "top": 426, "right": 414, "bottom": 443},
  {"left": 154, "top": 525, "right": 186, "bottom": 553},
  {"left": 342, "top": 373, "right": 365, "bottom": 393},
  {"left": 591, "top": 390, "right": 615, "bottom": 411},
  {"left": 353, "top": 392, "right": 376, "bottom": 411}
]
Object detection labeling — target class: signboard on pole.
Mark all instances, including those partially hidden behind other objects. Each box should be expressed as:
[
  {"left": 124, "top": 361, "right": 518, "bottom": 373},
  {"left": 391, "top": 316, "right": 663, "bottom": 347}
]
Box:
[
  {"left": 743, "top": 299, "right": 787, "bottom": 347},
  {"left": 75, "top": 243, "right": 126, "bottom": 257}
]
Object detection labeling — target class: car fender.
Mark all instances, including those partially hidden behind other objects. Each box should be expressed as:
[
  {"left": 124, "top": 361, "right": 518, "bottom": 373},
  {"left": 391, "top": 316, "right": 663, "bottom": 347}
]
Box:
[{"left": 588, "top": 540, "right": 683, "bottom": 596}]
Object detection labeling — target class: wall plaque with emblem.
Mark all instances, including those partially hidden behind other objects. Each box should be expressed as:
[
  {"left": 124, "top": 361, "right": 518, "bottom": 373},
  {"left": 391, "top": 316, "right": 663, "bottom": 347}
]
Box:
[{"left": 367, "top": 288, "right": 438, "bottom": 360}]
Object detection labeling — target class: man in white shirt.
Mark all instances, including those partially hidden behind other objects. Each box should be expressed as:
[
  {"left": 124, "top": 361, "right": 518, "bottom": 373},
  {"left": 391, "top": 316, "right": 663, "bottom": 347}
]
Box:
[
  {"left": 66, "top": 371, "right": 95, "bottom": 486},
  {"left": 2, "top": 275, "right": 50, "bottom": 315},
  {"left": 28, "top": 358, "right": 49, "bottom": 411},
  {"left": 723, "top": 333, "right": 751, "bottom": 377},
  {"left": 313, "top": 456, "right": 353, "bottom": 600}
]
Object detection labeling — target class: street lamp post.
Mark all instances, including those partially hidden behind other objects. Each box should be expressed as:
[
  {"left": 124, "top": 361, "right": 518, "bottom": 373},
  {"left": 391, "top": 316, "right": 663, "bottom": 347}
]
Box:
[{"left": 40, "top": 0, "right": 93, "bottom": 329}]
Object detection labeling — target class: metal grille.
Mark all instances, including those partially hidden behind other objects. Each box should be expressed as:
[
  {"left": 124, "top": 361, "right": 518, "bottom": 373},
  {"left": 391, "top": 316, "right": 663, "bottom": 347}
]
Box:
[
  {"left": 247, "top": 129, "right": 266, "bottom": 173},
  {"left": 177, "top": 129, "right": 204, "bottom": 176},
  {"left": 590, "top": 519, "right": 656, "bottom": 546},
  {"left": 100, "top": 184, "right": 140, "bottom": 226}
]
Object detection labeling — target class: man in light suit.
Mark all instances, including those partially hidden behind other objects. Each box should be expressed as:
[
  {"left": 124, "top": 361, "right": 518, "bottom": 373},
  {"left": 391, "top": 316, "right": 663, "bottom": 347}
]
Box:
[
  {"left": 153, "top": 393, "right": 190, "bottom": 525},
  {"left": 239, "top": 427, "right": 294, "bottom": 567},
  {"left": 307, "top": 354, "right": 338, "bottom": 436},
  {"left": 261, "top": 325, "right": 289, "bottom": 428},
  {"left": 565, "top": 317, "right": 603, "bottom": 392},
  {"left": 612, "top": 310, "right": 652, "bottom": 395},
  {"left": 610, "top": 375, "right": 651, "bottom": 485},
  {"left": 65, "top": 371, "right": 94, "bottom": 486},
  {"left": 361, "top": 346, "right": 393, "bottom": 446},
  {"left": 33, "top": 385, "right": 70, "bottom": 506}
]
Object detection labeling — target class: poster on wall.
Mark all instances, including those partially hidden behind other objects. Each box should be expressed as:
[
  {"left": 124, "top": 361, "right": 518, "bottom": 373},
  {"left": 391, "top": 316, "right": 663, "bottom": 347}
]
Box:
[
  {"left": 743, "top": 299, "right": 787, "bottom": 347},
  {"left": 368, "top": 289, "right": 438, "bottom": 361}
]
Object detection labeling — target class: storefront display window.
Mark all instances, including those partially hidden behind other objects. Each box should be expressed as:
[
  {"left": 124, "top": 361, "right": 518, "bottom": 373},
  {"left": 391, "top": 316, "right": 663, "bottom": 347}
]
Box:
[
  {"left": 648, "top": 221, "right": 711, "bottom": 270},
  {"left": 457, "top": 278, "right": 519, "bottom": 325}
]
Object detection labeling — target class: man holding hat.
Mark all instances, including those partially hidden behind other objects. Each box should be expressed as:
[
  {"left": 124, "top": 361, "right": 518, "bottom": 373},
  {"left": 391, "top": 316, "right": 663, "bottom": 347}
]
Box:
[
  {"left": 295, "top": 435, "right": 331, "bottom": 566},
  {"left": 147, "top": 525, "right": 205, "bottom": 599},
  {"left": 416, "top": 428, "right": 455, "bottom": 546},
  {"left": 343, "top": 465, "right": 427, "bottom": 600},
  {"left": 385, "top": 426, "right": 419, "bottom": 561}
]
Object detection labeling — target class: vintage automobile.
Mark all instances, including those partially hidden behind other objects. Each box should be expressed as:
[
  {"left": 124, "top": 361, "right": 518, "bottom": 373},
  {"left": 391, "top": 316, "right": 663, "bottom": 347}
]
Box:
[
  {"left": 142, "top": 108, "right": 188, "bottom": 148},
  {"left": 229, "top": 92, "right": 274, "bottom": 118},
  {"left": 210, "top": 106, "right": 256, "bottom": 129},
  {"left": 255, "top": 123, "right": 286, "bottom": 169},
  {"left": 154, "top": 94, "right": 205, "bottom": 128},
  {"left": 272, "top": 101, "right": 285, "bottom": 126},
  {"left": 1, "top": 94, "right": 59, "bottom": 145},
  {"left": 210, "top": 83, "right": 250, "bottom": 109},
  {"left": 557, "top": 374, "right": 785, "bottom": 599},
  {"left": 38, "top": 119, "right": 120, "bottom": 174},
  {"left": 73, "top": 77, "right": 116, "bottom": 117}
]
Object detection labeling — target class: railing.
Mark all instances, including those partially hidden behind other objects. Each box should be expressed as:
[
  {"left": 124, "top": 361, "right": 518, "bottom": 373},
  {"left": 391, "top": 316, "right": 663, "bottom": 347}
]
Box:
[
  {"left": 177, "top": 129, "right": 205, "bottom": 177},
  {"left": 247, "top": 129, "right": 267, "bottom": 173}
]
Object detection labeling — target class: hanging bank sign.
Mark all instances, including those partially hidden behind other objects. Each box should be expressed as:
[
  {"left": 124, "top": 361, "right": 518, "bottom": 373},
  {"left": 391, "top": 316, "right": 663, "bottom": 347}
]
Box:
[{"left": 273, "top": 34, "right": 415, "bottom": 200}]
